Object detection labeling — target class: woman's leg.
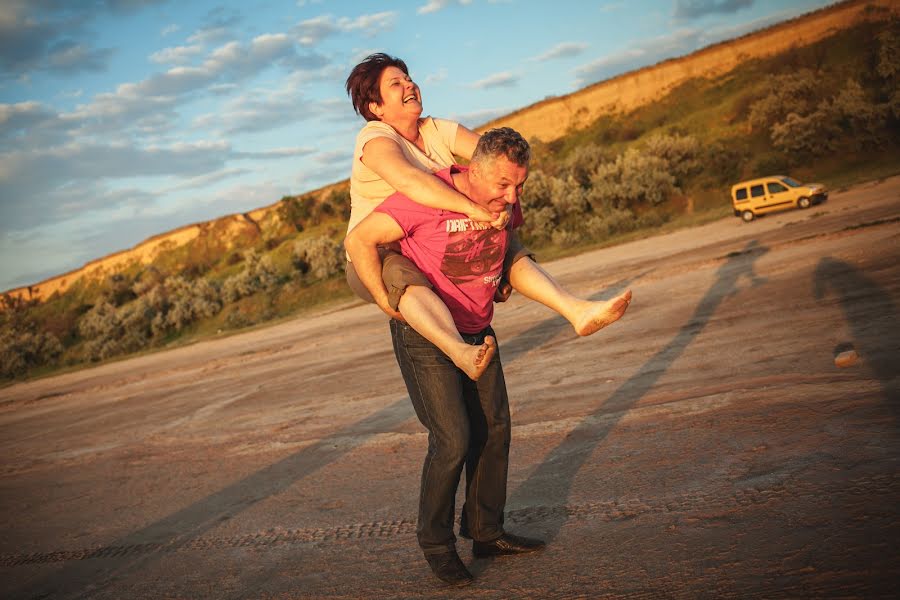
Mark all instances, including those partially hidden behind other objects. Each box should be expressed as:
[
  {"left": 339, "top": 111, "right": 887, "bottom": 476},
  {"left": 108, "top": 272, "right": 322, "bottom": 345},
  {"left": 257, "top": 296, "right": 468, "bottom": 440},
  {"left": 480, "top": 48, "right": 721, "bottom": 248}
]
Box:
[
  {"left": 508, "top": 257, "right": 632, "bottom": 336},
  {"left": 397, "top": 285, "right": 495, "bottom": 381},
  {"left": 360, "top": 251, "right": 494, "bottom": 381}
]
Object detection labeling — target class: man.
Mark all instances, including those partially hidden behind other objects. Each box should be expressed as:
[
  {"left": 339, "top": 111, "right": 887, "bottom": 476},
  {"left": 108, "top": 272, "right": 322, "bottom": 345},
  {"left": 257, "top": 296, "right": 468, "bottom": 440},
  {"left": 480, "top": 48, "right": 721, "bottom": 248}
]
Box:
[{"left": 345, "top": 128, "right": 630, "bottom": 586}]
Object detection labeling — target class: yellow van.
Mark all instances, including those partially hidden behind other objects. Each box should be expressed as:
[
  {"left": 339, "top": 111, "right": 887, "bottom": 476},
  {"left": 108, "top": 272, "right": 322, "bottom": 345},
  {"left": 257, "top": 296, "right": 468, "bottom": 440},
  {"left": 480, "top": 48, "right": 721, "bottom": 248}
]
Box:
[{"left": 731, "top": 175, "right": 827, "bottom": 222}]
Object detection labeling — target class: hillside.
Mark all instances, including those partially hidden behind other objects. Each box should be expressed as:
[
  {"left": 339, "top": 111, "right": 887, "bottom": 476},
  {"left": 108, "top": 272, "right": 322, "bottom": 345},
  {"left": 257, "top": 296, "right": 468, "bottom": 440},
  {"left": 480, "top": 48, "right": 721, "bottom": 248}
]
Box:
[
  {"left": 6, "top": 0, "right": 897, "bottom": 304},
  {"left": 479, "top": 0, "right": 898, "bottom": 139}
]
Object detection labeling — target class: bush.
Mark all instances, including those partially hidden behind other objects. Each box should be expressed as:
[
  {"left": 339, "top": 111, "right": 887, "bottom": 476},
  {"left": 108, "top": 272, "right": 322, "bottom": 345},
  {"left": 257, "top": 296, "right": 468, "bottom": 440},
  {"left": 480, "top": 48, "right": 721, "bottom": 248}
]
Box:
[
  {"left": 78, "top": 300, "right": 151, "bottom": 361},
  {"left": 876, "top": 23, "right": 900, "bottom": 119},
  {"left": 641, "top": 133, "right": 702, "bottom": 183},
  {"left": 591, "top": 207, "right": 637, "bottom": 238},
  {"left": 748, "top": 69, "right": 819, "bottom": 132},
  {"left": 770, "top": 111, "right": 836, "bottom": 156},
  {"left": 827, "top": 79, "right": 889, "bottom": 148},
  {"left": 771, "top": 79, "right": 887, "bottom": 156},
  {"left": 222, "top": 250, "right": 279, "bottom": 302},
  {"left": 550, "top": 175, "right": 590, "bottom": 218},
  {"left": 589, "top": 148, "right": 678, "bottom": 209},
  {"left": 293, "top": 236, "right": 344, "bottom": 280},
  {"left": 876, "top": 22, "right": 900, "bottom": 82},
  {"left": 0, "top": 324, "right": 62, "bottom": 378},
  {"left": 562, "top": 143, "right": 610, "bottom": 187},
  {"left": 160, "top": 276, "right": 222, "bottom": 333},
  {"left": 518, "top": 205, "right": 558, "bottom": 246}
]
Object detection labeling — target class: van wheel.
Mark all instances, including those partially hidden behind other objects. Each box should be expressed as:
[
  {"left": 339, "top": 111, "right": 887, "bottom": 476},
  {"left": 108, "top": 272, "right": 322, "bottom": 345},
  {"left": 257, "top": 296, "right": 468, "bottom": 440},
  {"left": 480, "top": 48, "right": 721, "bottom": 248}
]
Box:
[
  {"left": 741, "top": 210, "right": 755, "bottom": 222},
  {"left": 798, "top": 196, "right": 811, "bottom": 209}
]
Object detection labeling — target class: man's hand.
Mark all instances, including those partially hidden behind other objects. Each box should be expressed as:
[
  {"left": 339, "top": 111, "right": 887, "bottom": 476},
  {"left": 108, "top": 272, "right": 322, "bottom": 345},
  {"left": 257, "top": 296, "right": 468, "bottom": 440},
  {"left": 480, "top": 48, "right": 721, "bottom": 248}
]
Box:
[
  {"left": 488, "top": 205, "right": 512, "bottom": 230},
  {"left": 493, "top": 279, "right": 513, "bottom": 303},
  {"left": 377, "top": 300, "right": 406, "bottom": 323},
  {"left": 466, "top": 202, "right": 498, "bottom": 224}
]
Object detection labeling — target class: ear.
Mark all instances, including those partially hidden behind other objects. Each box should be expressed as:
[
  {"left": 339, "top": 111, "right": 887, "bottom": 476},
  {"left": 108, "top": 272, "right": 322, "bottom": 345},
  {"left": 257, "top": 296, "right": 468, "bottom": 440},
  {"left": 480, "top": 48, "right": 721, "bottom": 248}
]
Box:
[{"left": 368, "top": 101, "right": 384, "bottom": 119}]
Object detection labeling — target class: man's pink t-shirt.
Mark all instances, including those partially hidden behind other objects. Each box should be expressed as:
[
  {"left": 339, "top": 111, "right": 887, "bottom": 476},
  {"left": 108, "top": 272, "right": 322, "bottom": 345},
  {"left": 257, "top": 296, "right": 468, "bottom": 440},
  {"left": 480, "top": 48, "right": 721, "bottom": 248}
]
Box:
[{"left": 375, "top": 166, "right": 523, "bottom": 334}]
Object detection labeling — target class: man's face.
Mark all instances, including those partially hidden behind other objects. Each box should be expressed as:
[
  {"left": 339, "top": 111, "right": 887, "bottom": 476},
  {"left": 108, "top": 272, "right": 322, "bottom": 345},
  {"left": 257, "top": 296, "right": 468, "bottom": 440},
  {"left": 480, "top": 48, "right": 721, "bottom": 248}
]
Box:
[{"left": 469, "top": 155, "right": 528, "bottom": 213}]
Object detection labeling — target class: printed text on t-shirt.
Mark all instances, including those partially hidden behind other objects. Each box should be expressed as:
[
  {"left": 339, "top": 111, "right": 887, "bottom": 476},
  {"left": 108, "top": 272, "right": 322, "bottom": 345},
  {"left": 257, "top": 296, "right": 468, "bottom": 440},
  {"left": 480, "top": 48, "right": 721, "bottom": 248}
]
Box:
[{"left": 445, "top": 219, "right": 491, "bottom": 233}]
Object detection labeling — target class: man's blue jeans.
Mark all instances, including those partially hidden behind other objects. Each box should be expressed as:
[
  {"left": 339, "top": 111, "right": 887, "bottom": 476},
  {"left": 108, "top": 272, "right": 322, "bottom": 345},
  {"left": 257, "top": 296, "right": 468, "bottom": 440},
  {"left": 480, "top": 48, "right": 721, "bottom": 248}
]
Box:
[{"left": 389, "top": 319, "right": 511, "bottom": 556}]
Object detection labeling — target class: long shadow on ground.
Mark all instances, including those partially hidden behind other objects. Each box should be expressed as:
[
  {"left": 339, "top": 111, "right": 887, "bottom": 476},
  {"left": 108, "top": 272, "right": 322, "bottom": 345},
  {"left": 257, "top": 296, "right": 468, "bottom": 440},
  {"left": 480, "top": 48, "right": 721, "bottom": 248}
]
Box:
[
  {"left": 813, "top": 256, "right": 900, "bottom": 416},
  {"left": 500, "top": 240, "right": 769, "bottom": 547},
  {"left": 13, "top": 273, "right": 637, "bottom": 599}
]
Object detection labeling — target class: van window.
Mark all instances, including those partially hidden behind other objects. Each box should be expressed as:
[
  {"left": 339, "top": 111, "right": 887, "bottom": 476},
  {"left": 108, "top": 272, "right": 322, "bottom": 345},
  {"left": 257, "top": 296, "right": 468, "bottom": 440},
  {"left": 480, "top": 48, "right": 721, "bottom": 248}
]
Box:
[
  {"left": 782, "top": 177, "right": 801, "bottom": 187},
  {"left": 767, "top": 182, "right": 788, "bottom": 194},
  {"left": 735, "top": 188, "right": 748, "bottom": 201},
  {"left": 750, "top": 184, "right": 765, "bottom": 198}
]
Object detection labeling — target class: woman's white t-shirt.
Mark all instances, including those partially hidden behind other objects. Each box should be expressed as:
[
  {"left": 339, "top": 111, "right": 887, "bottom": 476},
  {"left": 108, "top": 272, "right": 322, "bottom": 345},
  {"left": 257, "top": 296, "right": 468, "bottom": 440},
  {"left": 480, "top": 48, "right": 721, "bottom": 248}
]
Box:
[{"left": 347, "top": 116, "right": 459, "bottom": 235}]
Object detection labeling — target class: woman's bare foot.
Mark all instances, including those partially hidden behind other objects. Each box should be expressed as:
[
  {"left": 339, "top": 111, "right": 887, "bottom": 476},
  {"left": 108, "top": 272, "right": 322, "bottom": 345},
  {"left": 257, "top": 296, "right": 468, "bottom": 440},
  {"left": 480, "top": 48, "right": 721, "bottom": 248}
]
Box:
[
  {"left": 453, "top": 336, "right": 497, "bottom": 380},
  {"left": 572, "top": 290, "right": 632, "bottom": 336}
]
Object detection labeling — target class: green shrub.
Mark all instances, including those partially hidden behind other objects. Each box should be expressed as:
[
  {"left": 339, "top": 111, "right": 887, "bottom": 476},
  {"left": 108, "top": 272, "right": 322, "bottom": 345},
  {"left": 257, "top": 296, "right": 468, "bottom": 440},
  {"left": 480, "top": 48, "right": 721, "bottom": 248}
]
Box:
[
  {"left": 78, "top": 300, "right": 150, "bottom": 361},
  {"left": 748, "top": 69, "right": 819, "bottom": 132},
  {"left": 222, "top": 250, "right": 279, "bottom": 302},
  {"left": 292, "top": 236, "right": 344, "bottom": 281},
  {"left": 0, "top": 324, "right": 62, "bottom": 378},
  {"left": 641, "top": 133, "right": 702, "bottom": 183},
  {"left": 589, "top": 148, "right": 678, "bottom": 209}
]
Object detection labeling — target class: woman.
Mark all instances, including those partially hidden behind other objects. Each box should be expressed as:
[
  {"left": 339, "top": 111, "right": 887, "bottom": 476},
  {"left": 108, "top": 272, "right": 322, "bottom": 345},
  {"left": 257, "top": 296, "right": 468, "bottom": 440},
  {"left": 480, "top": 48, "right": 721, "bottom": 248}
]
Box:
[
  {"left": 344, "top": 53, "right": 511, "bottom": 380},
  {"left": 343, "top": 53, "right": 632, "bottom": 380}
]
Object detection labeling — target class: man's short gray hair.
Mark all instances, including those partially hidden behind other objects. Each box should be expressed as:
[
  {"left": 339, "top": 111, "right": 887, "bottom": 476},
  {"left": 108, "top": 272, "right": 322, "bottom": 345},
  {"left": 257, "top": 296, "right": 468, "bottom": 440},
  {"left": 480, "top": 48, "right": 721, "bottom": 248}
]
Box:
[{"left": 471, "top": 127, "right": 531, "bottom": 167}]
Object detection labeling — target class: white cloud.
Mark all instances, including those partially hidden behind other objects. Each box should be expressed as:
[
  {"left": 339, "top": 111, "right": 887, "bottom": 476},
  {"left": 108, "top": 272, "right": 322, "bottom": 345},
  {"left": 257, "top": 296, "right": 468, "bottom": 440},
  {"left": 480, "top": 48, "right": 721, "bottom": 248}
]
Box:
[
  {"left": 294, "top": 11, "right": 397, "bottom": 46},
  {"left": 66, "top": 34, "right": 327, "bottom": 137},
  {"left": 161, "top": 23, "right": 180, "bottom": 36},
  {"left": 529, "top": 42, "right": 589, "bottom": 62},
  {"left": 425, "top": 67, "right": 448, "bottom": 84},
  {"left": 468, "top": 71, "right": 519, "bottom": 89},
  {"left": 312, "top": 148, "right": 353, "bottom": 165},
  {"left": 232, "top": 147, "right": 318, "bottom": 160},
  {"left": 150, "top": 44, "right": 203, "bottom": 65},
  {"left": 0, "top": 102, "right": 57, "bottom": 136},
  {"left": 417, "top": 0, "right": 473, "bottom": 15},
  {"left": 294, "top": 15, "right": 336, "bottom": 46},
  {"left": 194, "top": 84, "right": 349, "bottom": 135},
  {"left": 673, "top": 0, "right": 755, "bottom": 20},
  {"left": 0, "top": 101, "right": 71, "bottom": 146},
  {"left": 187, "top": 26, "right": 234, "bottom": 46},
  {"left": 341, "top": 11, "right": 397, "bottom": 32},
  {"left": 0, "top": 0, "right": 164, "bottom": 77},
  {"left": 158, "top": 168, "right": 250, "bottom": 193},
  {"left": 45, "top": 41, "right": 114, "bottom": 73},
  {"left": 0, "top": 140, "right": 236, "bottom": 230}
]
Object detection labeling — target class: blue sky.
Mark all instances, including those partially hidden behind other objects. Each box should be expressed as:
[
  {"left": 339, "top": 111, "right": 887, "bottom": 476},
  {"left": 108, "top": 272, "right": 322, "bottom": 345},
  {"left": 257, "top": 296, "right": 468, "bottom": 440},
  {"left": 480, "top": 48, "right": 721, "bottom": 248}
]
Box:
[{"left": 0, "top": 0, "right": 833, "bottom": 292}]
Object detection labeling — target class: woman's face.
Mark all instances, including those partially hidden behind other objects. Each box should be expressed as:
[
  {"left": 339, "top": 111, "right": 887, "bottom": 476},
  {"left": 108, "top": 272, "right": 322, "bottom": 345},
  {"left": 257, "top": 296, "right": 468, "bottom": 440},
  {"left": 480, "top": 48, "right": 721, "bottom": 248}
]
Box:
[{"left": 371, "top": 65, "right": 422, "bottom": 122}]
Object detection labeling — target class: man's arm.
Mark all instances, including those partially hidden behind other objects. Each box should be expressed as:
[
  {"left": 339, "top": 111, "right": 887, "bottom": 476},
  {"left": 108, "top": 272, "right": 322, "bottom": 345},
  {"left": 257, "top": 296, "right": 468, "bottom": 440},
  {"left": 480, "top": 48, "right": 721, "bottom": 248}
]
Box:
[{"left": 344, "top": 211, "right": 407, "bottom": 320}]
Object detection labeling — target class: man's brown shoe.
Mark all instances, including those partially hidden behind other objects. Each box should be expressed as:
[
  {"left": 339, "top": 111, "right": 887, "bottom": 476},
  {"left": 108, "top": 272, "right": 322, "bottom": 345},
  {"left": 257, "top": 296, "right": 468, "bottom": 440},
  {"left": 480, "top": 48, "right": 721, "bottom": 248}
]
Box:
[
  {"left": 472, "top": 533, "right": 545, "bottom": 558},
  {"left": 425, "top": 550, "right": 473, "bottom": 586}
]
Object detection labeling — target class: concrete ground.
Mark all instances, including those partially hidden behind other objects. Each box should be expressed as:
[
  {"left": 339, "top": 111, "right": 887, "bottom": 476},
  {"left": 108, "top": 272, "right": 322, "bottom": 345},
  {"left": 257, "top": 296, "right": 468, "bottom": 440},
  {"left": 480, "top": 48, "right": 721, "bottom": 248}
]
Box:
[{"left": 1, "top": 177, "right": 898, "bottom": 599}]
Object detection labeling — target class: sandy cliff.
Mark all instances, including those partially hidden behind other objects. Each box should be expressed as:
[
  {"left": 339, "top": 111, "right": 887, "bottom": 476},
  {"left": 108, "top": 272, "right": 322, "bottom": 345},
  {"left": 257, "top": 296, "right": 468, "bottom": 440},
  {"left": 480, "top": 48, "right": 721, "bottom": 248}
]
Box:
[
  {"left": 477, "top": 0, "right": 898, "bottom": 139},
  {"left": 6, "top": 0, "right": 896, "bottom": 304}
]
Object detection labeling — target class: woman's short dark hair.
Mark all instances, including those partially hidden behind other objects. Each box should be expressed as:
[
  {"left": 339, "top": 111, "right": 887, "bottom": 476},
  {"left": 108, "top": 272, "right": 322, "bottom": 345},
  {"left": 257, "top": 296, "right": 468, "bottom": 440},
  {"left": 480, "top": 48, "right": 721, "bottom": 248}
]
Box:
[{"left": 345, "top": 53, "right": 409, "bottom": 122}]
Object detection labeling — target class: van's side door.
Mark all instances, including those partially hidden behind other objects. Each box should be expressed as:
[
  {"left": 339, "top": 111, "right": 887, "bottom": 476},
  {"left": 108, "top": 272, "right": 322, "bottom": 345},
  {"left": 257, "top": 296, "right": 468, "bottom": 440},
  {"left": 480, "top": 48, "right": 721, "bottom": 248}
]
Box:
[
  {"left": 765, "top": 180, "right": 793, "bottom": 212},
  {"left": 749, "top": 183, "right": 767, "bottom": 212}
]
